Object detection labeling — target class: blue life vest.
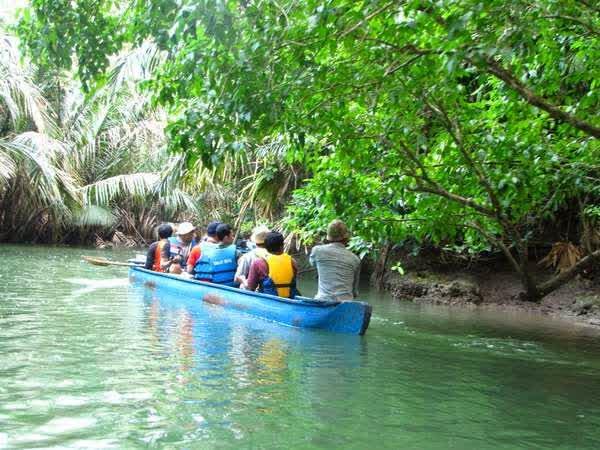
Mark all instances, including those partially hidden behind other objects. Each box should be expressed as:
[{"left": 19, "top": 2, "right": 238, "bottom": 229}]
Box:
[
  {"left": 194, "top": 243, "right": 237, "bottom": 286},
  {"left": 168, "top": 237, "right": 196, "bottom": 268}
]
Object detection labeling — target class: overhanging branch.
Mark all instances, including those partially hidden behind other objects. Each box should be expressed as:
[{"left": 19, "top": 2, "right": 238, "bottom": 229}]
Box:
[{"left": 481, "top": 58, "right": 600, "bottom": 138}]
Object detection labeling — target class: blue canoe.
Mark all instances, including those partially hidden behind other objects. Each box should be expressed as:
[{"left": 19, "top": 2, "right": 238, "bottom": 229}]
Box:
[{"left": 129, "top": 267, "right": 372, "bottom": 335}]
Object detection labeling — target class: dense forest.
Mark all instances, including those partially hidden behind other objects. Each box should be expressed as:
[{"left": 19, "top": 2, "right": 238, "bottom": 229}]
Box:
[{"left": 1, "top": 0, "right": 598, "bottom": 302}]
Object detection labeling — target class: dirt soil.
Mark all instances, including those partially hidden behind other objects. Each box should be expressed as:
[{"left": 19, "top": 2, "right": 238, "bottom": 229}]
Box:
[{"left": 380, "top": 249, "right": 600, "bottom": 328}]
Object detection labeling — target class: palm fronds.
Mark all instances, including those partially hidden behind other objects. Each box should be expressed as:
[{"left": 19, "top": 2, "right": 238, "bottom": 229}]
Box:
[
  {"left": 73, "top": 205, "right": 117, "bottom": 227},
  {"left": 0, "top": 34, "right": 54, "bottom": 134},
  {"left": 105, "top": 41, "right": 164, "bottom": 93},
  {"left": 540, "top": 242, "right": 584, "bottom": 273},
  {"left": 82, "top": 172, "right": 161, "bottom": 206}
]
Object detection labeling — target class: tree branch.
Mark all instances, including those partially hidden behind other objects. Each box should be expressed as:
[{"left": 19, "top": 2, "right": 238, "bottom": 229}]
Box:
[
  {"left": 425, "top": 99, "right": 506, "bottom": 220},
  {"left": 538, "top": 248, "right": 600, "bottom": 296},
  {"left": 576, "top": 0, "right": 600, "bottom": 13},
  {"left": 339, "top": 2, "right": 397, "bottom": 38},
  {"left": 413, "top": 185, "right": 496, "bottom": 217},
  {"left": 480, "top": 58, "right": 600, "bottom": 138},
  {"left": 390, "top": 136, "right": 497, "bottom": 217},
  {"left": 540, "top": 15, "right": 600, "bottom": 36},
  {"left": 465, "top": 222, "right": 523, "bottom": 276}
]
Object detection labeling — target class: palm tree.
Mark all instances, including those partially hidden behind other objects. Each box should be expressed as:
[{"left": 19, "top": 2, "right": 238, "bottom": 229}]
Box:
[{"left": 0, "top": 34, "right": 196, "bottom": 243}]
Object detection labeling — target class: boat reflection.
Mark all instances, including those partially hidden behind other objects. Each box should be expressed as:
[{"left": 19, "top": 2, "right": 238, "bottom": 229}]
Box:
[{"left": 138, "top": 288, "right": 367, "bottom": 390}]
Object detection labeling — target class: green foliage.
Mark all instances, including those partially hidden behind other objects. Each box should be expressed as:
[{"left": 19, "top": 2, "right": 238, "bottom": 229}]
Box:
[
  {"left": 15, "top": 0, "right": 600, "bottom": 298},
  {"left": 0, "top": 33, "right": 194, "bottom": 243},
  {"left": 390, "top": 262, "right": 405, "bottom": 276},
  {"left": 18, "top": 0, "right": 124, "bottom": 91}
]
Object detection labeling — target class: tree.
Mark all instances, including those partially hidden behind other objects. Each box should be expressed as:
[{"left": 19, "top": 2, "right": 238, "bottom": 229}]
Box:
[
  {"left": 0, "top": 32, "right": 195, "bottom": 242},
  {"left": 18, "top": 0, "right": 600, "bottom": 300}
]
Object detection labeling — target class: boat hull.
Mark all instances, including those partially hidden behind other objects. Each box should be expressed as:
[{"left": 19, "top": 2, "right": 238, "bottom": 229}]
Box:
[{"left": 129, "top": 267, "right": 372, "bottom": 335}]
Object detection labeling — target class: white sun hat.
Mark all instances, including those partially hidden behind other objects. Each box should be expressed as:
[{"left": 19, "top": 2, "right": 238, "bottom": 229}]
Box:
[{"left": 176, "top": 222, "right": 196, "bottom": 235}]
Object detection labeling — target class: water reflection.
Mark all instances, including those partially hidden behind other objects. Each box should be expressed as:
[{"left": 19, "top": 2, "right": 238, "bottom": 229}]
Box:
[
  {"left": 2, "top": 244, "right": 600, "bottom": 449},
  {"left": 134, "top": 288, "right": 370, "bottom": 444},
  {"left": 141, "top": 288, "right": 366, "bottom": 376}
]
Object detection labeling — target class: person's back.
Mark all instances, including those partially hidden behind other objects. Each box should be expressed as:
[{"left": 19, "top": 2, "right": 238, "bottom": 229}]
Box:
[
  {"left": 145, "top": 224, "right": 173, "bottom": 272},
  {"left": 247, "top": 232, "right": 297, "bottom": 298},
  {"left": 194, "top": 242, "right": 237, "bottom": 285},
  {"left": 193, "top": 224, "right": 238, "bottom": 286},
  {"left": 235, "top": 225, "right": 270, "bottom": 289},
  {"left": 310, "top": 220, "right": 361, "bottom": 301},
  {"left": 262, "top": 252, "right": 296, "bottom": 298}
]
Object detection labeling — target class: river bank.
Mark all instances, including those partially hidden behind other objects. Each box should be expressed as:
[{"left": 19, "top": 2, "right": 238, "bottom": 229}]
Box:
[
  {"left": 97, "top": 239, "right": 600, "bottom": 329},
  {"left": 379, "top": 249, "right": 600, "bottom": 328}
]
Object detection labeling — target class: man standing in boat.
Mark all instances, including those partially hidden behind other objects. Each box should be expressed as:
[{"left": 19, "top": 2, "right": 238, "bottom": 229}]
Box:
[{"left": 310, "top": 220, "right": 361, "bottom": 302}]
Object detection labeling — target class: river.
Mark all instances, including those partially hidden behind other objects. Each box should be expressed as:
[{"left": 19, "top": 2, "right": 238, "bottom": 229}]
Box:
[{"left": 1, "top": 245, "right": 600, "bottom": 449}]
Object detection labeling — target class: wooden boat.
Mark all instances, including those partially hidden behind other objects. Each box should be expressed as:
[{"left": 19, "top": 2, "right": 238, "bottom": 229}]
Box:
[{"left": 129, "top": 266, "right": 372, "bottom": 335}]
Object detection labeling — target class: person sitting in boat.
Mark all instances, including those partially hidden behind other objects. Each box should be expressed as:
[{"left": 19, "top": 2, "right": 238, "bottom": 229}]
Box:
[
  {"left": 246, "top": 231, "right": 298, "bottom": 298},
  {"left": 145, "top": 223, "right": 173, "bottom": 272},
  {"left": 201, "top": 221, "right": 222, "bottom": 243},
  {"left": 235, "top": 225, "right": 270, "bottom": 290},
  {"left": 186, "top": 221, "right": 221, "bottom": 274},
  {"left": 168, "top": 222, "right": 197, "bottom": 273},
  {"left": 310, "top": 219, "right": 361, "bottom": 302},
  {"left": 187, "top": 223, "right": 240, "bottom": 286}
]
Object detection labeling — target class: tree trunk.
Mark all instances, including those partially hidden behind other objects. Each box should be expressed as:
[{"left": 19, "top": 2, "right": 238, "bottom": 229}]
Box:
[
  {"left": 537, "top": 249, "right": 600, "bottom": 298},
  {"left": 373, "top": 242, "right": 392, "bottom": 291},
  {"left": 516, "top": 244, "right": 542, "bottom": 302}
]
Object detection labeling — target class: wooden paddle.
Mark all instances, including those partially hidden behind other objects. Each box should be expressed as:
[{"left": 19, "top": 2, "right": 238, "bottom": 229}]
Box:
[{"left": 82, "top": 255, "right": 136, "bottom": 267}]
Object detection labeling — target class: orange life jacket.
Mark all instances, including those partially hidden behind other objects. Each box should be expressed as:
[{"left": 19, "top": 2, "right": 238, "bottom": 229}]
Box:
[{"left": 152, "top": 240, "right": 167, "bottom": 272}]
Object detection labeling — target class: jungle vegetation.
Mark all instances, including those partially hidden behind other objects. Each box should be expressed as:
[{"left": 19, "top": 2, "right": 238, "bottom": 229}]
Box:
[{"left": 6, "top": 0, "right": 600, "bottom": 301}]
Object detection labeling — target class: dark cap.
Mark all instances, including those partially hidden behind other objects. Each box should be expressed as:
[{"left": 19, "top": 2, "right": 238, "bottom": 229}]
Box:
[{"left": 206, "top": 221, "right": 222, "bottom": 237}]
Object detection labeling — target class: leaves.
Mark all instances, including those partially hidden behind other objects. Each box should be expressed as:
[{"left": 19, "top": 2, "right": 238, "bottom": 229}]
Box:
[
  {"left": 540, "top": 242, "right": 584, "bottom": 274},
  {"left": 13, "top": 0, "right": 600, "bottom": 293}
]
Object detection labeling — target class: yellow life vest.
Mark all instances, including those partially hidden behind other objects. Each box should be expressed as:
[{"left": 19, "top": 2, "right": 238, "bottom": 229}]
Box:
[{"left": 265, "top": 253, "right": 294, "bottom": 298}]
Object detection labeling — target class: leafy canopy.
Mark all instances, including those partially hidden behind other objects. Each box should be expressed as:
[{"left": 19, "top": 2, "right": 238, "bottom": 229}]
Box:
[{"left": 18, "top": 0, "right": 600, "bottom": 256}]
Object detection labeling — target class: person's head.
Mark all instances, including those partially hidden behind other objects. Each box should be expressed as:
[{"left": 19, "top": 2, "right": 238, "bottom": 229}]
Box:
[
  {"left": 265, "top": 231, "right": 285, "bottom": 254},
  {"left": 176, "top": 222, "right": 196, "bottom": 243},
  {"left": 206, "top": 221, "right": 222, "bottom": 239},
  {"left": 326, "top": 219, "right": 350, "bottom": 244},
  {"left": 250, "top": 225, "right": 270, "bottom": 248},
  {"left": 157, "top": 224, "right": 173, "bottom": 239},
  {"left": 216, "top": 223, "right": 234, "bottom": 245}
]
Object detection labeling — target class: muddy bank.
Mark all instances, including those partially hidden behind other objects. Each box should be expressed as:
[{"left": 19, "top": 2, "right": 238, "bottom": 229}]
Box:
[{"left": 379, "top": 251, "right": 600, "bottom": 328}]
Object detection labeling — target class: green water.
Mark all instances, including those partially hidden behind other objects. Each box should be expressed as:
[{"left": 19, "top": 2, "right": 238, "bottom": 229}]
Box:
[{"left": 1, "top": 245, "right": 600, "bottom": 449}]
